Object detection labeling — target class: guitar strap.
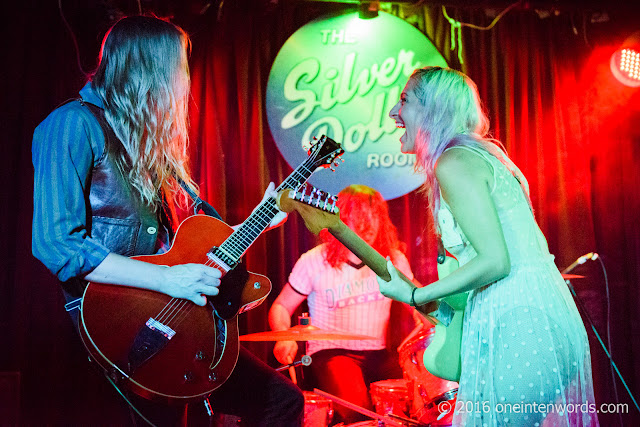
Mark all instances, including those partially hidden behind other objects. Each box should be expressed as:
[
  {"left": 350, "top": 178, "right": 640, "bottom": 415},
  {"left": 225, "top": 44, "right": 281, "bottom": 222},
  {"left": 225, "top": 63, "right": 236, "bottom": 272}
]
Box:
[{"left": 178, "top": 180, "right": 223, "bottom": 220}]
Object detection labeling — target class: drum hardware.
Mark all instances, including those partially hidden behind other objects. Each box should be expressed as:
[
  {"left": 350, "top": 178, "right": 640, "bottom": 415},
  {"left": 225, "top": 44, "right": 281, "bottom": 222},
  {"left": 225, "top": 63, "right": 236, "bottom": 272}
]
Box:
[
  {"left": 313, "top": 388, "right": 427, "bottom": 427},
  {"left": 240, "top": 314, "right": 374, "bottom": 387},
  {"left": 398, "top": 326, "right": 458, "bottom": 425},
  {"left": 416, "top": 389, "right": 458, "bottom": 425},
  {"left": 239, "top": 325, "right": 377, "bottom": 341},
  {"left": 275, "top": 355, "right": 312, "bottom": 371}
]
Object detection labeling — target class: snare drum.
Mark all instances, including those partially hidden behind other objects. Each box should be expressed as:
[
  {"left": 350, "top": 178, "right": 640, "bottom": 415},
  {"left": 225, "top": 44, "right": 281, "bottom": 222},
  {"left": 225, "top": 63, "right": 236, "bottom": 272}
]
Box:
[
  {"left": 398, "top": 327, "right": 458, "bottom": 424},
  {"left": 369, "top": 379, "right": 412, "bottom": 418},
  {"left": 303, "top": 391, "right": 334, "bottom": 427}
]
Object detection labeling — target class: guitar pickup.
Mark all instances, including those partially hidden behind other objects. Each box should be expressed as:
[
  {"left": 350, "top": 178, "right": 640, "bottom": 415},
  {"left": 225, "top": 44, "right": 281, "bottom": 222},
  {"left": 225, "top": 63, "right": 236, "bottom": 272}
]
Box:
[{"left": 207, "top": 247, "right": 236, "bottom": 272}]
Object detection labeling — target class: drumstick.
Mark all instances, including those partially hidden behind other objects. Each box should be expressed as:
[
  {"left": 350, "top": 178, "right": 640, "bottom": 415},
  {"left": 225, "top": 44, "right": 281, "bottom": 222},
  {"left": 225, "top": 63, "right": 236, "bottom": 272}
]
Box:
[
  {"left": 287, "top": 356, "right": 297, "bottom": 385},
  {"left": 289, "top": 366, "right": 297, "bottom": 385}
]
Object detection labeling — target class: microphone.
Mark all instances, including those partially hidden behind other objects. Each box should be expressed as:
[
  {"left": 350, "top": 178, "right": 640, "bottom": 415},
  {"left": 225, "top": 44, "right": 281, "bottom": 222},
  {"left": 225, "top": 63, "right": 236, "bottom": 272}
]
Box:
[
  {"left": 562, "top": 252, "right": 599, "bottom": 274},
  {"left": 276, "top": 355, "right": 312, "bottom": 372}
]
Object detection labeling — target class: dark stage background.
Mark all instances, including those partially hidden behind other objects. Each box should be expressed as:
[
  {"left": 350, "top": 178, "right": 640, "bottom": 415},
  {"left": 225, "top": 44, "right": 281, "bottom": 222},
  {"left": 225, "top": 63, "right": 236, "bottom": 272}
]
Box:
[{"left": 2, "top": 0, "right": 639, "bottom": 425}]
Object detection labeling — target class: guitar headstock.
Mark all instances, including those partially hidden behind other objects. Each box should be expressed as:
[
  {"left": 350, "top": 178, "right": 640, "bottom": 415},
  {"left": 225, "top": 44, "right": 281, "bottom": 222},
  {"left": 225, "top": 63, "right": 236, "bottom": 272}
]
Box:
[
  {"left": 288, "top": 184, "right": 339, "bottom": 214},
  {"left": 305, "top": 135, "right": 344, "bottom": 171},
  {"left": 276, "top": 184, "right": 341, "bottom": 234}
]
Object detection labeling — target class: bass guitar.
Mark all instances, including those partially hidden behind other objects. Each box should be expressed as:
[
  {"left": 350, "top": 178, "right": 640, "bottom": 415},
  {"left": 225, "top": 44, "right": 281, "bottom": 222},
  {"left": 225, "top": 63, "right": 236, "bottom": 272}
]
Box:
[
  {"left": 276, "top": 184, "right": 465, "bottom": 382},
  {"left": 79, "top": 136, "right": 344, "bottom": 404}
]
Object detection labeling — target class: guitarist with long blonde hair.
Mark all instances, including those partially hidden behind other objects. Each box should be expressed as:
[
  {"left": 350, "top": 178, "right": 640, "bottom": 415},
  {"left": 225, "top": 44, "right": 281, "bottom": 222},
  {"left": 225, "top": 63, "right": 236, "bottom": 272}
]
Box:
[
  {"left": 32, "top": 15, "right": 302, "bottom": 426},
  {"left": 379, "top": 66, "right": 597, "bottom": 426}
]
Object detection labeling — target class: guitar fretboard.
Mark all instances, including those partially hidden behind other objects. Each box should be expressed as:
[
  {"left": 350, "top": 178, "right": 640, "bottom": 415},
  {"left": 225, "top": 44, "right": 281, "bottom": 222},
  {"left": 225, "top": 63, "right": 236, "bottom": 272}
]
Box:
[{"left": 211, "top": 160, "right": 315, "bottom": 264}]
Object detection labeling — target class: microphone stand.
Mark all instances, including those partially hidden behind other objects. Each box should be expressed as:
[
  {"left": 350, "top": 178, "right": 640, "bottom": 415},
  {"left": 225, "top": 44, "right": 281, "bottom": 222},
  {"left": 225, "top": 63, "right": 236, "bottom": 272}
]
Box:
[{"left": 562, "top": 255, "right": 640, "bottom": 414}]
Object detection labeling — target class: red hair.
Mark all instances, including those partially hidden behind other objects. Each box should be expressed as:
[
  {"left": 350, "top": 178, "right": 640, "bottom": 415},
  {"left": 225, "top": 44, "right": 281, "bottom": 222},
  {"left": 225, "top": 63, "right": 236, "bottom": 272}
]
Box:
[{"left": 321, "top": 185, "right": 406, "bottom": 268}]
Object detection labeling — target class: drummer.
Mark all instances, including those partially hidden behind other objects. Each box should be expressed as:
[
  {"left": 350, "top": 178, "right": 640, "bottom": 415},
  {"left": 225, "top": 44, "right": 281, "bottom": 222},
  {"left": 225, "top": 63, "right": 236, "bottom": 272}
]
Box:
[{"left": 268, "top": 185, "right": 417, "bottom": 424}]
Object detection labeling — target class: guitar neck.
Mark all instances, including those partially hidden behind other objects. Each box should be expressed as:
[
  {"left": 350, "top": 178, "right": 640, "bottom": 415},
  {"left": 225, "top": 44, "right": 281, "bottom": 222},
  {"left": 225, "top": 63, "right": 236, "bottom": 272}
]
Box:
[
  {"left": 276, "top": 185, "right": 439, "bottom": 320},
  {"left": 328, "top": 221, "right": 438, "bottom": 318},
  {"left": 328, "top": 222, "right": 397, "bottom": 281},
  {"left": 218, "top": 161, "right": 316, "bottom": 263}
]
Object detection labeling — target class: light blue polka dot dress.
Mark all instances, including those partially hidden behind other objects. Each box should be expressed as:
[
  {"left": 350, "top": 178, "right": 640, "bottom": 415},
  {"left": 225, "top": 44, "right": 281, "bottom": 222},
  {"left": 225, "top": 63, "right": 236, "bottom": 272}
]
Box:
[{"left": 439, "top": 146, "right": 598, "bottom": 426}]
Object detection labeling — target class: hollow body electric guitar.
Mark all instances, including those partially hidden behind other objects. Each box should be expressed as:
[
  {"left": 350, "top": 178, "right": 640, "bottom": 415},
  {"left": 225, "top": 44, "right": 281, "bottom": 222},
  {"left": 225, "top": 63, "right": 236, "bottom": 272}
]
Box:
[
  {"left": 277, "top": 184, "right": 465, "bottom": 382},
  {"left": 79, "top": 136, "right": 344, "bottom": 404}
]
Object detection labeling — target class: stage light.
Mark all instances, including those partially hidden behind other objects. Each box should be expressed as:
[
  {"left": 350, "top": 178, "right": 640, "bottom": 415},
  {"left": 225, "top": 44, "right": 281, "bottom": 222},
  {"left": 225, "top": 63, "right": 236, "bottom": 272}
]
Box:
[
  {"left": 358, "top": 1, "right": 379, "bottom": 19},
  {"left": 610, "top": 31, "right": 640, "bottom": 87}
]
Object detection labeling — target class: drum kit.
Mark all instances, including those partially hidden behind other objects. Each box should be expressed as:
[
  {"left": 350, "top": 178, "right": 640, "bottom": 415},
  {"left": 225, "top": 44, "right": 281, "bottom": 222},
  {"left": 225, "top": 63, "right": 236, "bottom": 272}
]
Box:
[{"left": 240, "top": 322, "right": 458, "bottom": 427}]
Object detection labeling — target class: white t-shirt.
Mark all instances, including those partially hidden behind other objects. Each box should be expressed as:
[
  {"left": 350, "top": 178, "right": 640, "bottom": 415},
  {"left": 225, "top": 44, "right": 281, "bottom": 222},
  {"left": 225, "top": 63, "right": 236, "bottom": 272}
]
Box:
[{"left": 289, "top": 244, "right": 414, "bottom": 355}]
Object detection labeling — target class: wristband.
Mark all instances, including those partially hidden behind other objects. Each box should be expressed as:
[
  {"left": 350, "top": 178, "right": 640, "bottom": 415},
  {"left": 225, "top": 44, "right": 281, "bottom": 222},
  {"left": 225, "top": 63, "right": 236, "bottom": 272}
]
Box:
[{"left": 410, "top": 286, "right": 418, "bottom": 307}]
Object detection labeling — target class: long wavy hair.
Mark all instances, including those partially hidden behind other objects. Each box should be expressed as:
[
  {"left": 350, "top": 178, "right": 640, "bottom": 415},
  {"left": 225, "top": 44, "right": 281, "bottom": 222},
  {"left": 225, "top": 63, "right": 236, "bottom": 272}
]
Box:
[
  {"left": 407, "top": 67, "right": 531, "bottom": 229},
  {"left": 92, "top": 15, "right": 196, "bottom": 209},
  {"left": 321, "top": 185, "right": 406, "bottom": 268}
]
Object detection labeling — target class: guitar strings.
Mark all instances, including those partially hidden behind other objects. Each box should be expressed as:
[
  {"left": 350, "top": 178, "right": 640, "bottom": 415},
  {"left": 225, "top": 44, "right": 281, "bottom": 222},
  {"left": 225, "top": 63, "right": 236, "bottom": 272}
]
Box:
[{"left": 216, "top": 144, "right": 337, "bottom": 258}]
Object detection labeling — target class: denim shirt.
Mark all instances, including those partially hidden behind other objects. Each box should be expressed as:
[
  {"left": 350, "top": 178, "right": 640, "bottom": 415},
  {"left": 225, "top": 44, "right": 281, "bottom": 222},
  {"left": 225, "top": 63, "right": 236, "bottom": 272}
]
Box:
[{"left": 32, "top": 82, "right": 169, "bottom": 291}]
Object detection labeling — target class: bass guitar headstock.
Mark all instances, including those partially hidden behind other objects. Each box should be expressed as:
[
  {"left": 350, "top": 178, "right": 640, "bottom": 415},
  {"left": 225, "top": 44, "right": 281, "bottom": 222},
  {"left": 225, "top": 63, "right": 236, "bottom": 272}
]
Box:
[{"left": 288, "top": 184, "right": 339, "bottom": 214}]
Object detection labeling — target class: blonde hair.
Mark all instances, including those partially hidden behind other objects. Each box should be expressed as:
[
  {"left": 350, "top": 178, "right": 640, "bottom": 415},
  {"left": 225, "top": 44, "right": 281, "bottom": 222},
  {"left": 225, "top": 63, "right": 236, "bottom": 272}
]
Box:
[
  {"left": 407, "top": 67, "right": 530, "bottom": 228},
  {"left": 92, "top": 15, "right": 196, "bottom": 209}
]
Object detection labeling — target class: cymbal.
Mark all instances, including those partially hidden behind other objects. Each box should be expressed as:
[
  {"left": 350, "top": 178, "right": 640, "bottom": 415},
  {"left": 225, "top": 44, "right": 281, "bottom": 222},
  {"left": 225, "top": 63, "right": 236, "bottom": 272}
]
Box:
[
  {"left": 561, "top": 274, "right": 585, "bottom": 279},
  {"left": 240, "top": 325, "right": 377, "bottom": 342}
]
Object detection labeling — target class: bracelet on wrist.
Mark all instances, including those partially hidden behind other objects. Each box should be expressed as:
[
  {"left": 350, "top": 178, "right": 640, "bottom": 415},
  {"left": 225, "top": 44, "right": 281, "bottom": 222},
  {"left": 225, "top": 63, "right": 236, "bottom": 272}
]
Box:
[{"left": 410, "top": 286, "right": 418, "bottom": 307}]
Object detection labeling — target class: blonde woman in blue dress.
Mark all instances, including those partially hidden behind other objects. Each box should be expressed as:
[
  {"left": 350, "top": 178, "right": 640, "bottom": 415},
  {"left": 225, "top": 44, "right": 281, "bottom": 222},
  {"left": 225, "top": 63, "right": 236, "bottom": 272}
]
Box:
[{"left": 378, "top": 66, "right": 598, "bottom": 426}]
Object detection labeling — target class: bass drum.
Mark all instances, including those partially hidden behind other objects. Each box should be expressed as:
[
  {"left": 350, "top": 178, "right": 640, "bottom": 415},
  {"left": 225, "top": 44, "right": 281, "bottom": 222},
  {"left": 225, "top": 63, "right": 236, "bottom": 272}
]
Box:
[{"left": 398, "top": 326, "right": 459, "bottom": 425}]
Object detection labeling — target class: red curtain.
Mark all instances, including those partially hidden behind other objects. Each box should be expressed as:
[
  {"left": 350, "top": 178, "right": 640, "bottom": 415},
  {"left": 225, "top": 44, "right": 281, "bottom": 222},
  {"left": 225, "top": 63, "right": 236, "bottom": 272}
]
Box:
[{"left": 4, "top": 0, "right": 639, "bottom": 424}]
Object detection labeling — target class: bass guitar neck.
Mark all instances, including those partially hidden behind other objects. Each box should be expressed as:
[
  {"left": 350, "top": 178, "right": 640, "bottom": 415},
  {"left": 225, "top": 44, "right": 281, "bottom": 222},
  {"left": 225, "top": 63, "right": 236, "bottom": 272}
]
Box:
[{"left": 276, "top": 185, "right": 453, "bottom": 326}]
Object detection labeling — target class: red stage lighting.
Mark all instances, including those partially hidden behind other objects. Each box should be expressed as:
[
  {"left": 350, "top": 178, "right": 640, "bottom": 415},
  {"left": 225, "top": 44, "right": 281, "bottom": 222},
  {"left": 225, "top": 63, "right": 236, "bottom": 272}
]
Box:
[{"left": 610, "top": 31, "right": 640, "bottom": 87}]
